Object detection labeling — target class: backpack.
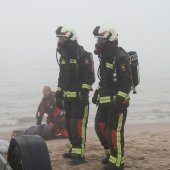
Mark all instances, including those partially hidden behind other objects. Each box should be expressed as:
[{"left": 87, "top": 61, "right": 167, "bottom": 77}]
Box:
[
  {"left": 115, "top": 47, "right": 140, "bottom": 94},
  {"left": 77, "top": 46, "right": 96, "bottom": 85},
  {"left": 127, "top": 51, "right": 140, "bottom": 94},
  {"left": 56, "top": 46, "right": 95, "bottom": 85}
]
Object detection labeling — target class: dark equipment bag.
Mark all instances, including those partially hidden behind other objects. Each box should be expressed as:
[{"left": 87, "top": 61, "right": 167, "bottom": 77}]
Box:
[{"left": 128, "top": 51, "right": 140, "bottom": 94}]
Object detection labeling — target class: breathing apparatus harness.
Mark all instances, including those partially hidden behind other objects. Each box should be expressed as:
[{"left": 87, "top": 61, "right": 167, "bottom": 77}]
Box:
[{"left": 95, "top": 48, "right": 140, "bottom": 94}]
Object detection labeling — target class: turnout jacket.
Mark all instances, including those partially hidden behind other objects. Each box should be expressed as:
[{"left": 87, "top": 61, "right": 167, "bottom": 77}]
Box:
[
  {"left": 97, "top": 42, "right": 132, "bottom": 104},
  {"left": 57, "top": 42, "right": 95, "bottom": 100}
]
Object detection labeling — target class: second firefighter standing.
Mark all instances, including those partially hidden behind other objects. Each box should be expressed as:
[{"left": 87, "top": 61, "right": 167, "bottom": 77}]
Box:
[
  {"left": 55, "top": 26, "right": 95, "bottom": 165},
  {"left": 92, "top": 25, "right": 132, "bottom": 170}
]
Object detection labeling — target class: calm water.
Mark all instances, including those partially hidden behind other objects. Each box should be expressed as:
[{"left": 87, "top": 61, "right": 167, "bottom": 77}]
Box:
[{"left": 0, "top": 56, "right": 170, "bottom": 132}]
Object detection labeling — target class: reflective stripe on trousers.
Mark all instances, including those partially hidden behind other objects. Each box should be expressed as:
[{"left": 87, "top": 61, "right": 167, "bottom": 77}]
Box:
[
  {"left": 109, "top": 113, "right": 123, "bottom": 167},
  {"left": 72, "top": 105, "right": 89, "bottom": 157}
]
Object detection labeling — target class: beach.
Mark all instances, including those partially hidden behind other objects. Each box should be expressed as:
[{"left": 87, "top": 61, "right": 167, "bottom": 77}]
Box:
[
  {"left": 1, "top": 0, "right": 170, "bottom": 169},
  {"left": 1, "top": 122, "right": 170, "bottom": 170}
]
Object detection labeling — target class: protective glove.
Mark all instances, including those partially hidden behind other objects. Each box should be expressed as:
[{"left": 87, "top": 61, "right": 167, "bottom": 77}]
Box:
[
  {"left": 36, "top": 111, "right": 42, "bottom": 125},
  {"left": 92, "top": 89, "right": 99, "bottom": 104},
  {"left": 55, "top": 91, "right": 63, "bottom": 109},
  {"left": 115, "top": 95, "right": 129, "bottom": 112}
]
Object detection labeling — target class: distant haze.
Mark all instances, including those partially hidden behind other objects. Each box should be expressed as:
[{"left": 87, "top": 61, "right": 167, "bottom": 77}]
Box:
[{"left": 0, "top": 0, "right": 170, "bottom": 128}]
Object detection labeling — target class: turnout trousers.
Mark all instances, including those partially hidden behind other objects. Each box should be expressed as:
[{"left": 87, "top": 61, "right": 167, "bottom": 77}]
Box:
[
  {"left": 64, "top": 100, "right": 89, "bottom": 157},
  {"left": 95, "top": 104, "right": 127, "bottom": 168}
]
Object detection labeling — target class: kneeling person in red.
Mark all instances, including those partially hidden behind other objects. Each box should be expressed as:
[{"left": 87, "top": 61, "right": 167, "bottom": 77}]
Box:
[{"left": 36, "top": 86, "right": 68, "bottom": 140}]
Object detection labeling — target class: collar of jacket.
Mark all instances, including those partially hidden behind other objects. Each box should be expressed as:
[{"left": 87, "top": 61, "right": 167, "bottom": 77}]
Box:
[
  {"left": 100, "top": 41, "right": 118, "bottom": 60},
  {"left": 60, "top": 41, "right": 79, "bottom": 59}
]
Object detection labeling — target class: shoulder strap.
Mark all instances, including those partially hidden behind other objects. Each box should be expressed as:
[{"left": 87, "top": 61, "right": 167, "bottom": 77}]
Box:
[
  {"left": 114, "top": 46, "right": 122, "bottom": 61},
  {"left": 114, "top": 46, "right": 129, "bottom": 64},
  {"left": 77, "top": 45, "right": 86, "bottom": 60}
]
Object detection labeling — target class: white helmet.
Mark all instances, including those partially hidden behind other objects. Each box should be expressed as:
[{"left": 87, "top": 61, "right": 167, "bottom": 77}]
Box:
[
  {"left": 93, "top": 24, "right": 118, "bottom": 41},
  {"left": 56, "top": 25, "right": 77, "bottom": 41}
]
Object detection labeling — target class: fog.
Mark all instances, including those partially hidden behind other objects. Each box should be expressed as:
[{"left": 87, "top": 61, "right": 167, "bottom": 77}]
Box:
[
  {"left": 0, "top": 0, "right": 170, "bottom": 128},
  {"left": 0, "top": 0, "right": 170, "bottom": 91}
]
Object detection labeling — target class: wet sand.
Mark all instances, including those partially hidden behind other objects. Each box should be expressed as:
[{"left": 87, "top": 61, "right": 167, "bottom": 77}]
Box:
[
  {"left": 1, "top": 123, "right": 170, "bottom": 170},
  {"left": 47, "top": 123, "right": 170, "bottom": 170}
]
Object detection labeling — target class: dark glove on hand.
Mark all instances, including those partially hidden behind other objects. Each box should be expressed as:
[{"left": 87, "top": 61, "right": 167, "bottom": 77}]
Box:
[
  {"left": 36, "top": 111, "right": 42, "bottom": 125},
  {"left": 115, "top": 95, "right": 124, "bottom": 112},
  {"left": 55, "top": 91, "right": 63, "bottom": 109},
  {"left": 92, "top": 89, "right": 99, "bottom": 104},
  {"left": 115, "top": 95, "right": 129, "bottom": 112}
]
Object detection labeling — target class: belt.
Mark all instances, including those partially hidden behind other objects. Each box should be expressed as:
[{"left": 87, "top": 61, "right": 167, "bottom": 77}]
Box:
[
  {"left": 64, "top": 91, "right": 79, "bottom": 98},
  {"left": 99, "top": 95, "right": 130, "bottom": 104},
  {"left": 99, "top": 96, "right": 116, "bottom": 104}
]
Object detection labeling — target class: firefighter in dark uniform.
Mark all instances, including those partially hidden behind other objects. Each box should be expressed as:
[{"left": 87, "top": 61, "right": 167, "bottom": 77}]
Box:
[
  {"left": 92, "top": 25, "right": 132, "bottom": 170},
  {"left": 55, "top": 26, "right": 95, "bottom": 165}
]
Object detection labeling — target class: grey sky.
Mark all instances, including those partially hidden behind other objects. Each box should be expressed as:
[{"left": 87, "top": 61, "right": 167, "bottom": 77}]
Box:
[
  {"left": 1, "top": 0, "right": 170, "bottom": 128},
  {"left": 0, "top": 0, "right": 170, "bottom": 78}
]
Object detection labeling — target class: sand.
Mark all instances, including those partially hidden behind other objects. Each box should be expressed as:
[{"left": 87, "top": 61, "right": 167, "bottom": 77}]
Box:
[{"left": 1, "top": 123, "right": 170, "bottom": 170}]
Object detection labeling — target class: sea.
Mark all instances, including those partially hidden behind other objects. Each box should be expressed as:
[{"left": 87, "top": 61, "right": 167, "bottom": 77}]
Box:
[{"left": 0, "top": 55, "right": 170, "bottom": 132}]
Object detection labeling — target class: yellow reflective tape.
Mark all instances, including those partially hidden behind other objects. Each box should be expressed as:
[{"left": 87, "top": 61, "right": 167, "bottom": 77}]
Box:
[
  {"left": 57, "top": 86, "right": 61, "bottom": 92},
  {"left": 97, "top": 95, "right": 100, "bottom": 101},
  {"left": 99, "top": 96, "right": 116, "bottom": 104},
  {"left": 82, "top": 84, "right": 92, "bottom": 90},
  {"left": 72, "top": 148, "right": 82, "bottom": 154},
  {"left": 106, "top": 63, "right": 113, "bottom": 69},
  {"left": 117, "top": 91, "right": 128, "bottom": 98},
  {"left": 125, "top": 96, "right": 130, "bottom": 100},
  {"left": 81, "top": 105, "right": 89, "bottom": 156},
  {"left": 108, "top": 114, "right": 123, "bottom": 166},
  {"left": 121, "top": 157, "right": 125, "bottom": 164},
  {"left": 116, "top": 113, "right": 123, "bottom": 167},
  {"left": 60, "top": 59, "right": 65, "bottom": 64},
  {"left": 113, "top": 96, "right": 116, "bottom": 101},
  {"left": 99, "top": 96, "right": 111, "bottom": 103},
  {"left": 70, "top": 59, "right": 77, "bottom": 64},
  {"left": 64, "top": 91, "right": 77, "bottom": 97},
  {"left": 109, "top": 155, "right": 117, "bottom": 164}
]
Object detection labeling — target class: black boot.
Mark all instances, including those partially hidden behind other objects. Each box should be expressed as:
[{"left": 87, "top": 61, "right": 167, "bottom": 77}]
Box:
[
  {"left": 102, "top": 149, "right": 110, "bottom": 164},
  {"left": 69, "top": 154, "right": 85, "bottom": 165},
  {"left": 104, "top": 163, "right": 124, "bottom": 170},
  {"left": 63, "top": 149, "right": 72, "bottom": 158}
]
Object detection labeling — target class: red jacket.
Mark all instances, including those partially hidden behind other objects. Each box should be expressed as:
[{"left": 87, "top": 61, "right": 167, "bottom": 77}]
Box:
[{"left": 36, "top": 94, "right": 68, "bottom": 138}]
